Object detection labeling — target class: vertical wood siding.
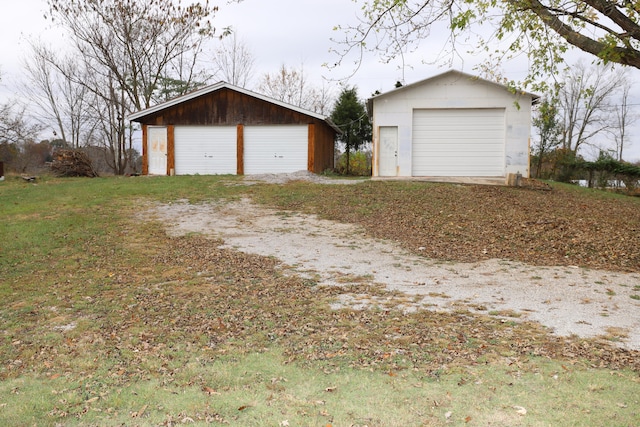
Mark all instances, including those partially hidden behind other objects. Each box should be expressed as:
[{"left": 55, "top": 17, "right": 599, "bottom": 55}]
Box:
[
  {"left": 141, "top": 124, "right": 148, "bottom": 175},
  {"left": 167, "top": 125, "right": 175, "bottom": 175},
  {"left": 237, "top": 124, "right": 244, "bottom": 175},
  {"left": 135, "top": 87, "right": 336, "bottom": 175}
]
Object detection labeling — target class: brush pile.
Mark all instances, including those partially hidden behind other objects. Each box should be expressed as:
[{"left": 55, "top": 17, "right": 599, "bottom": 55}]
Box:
[{"left": 50, "top": 149, "right": 99, "bottom": 177}]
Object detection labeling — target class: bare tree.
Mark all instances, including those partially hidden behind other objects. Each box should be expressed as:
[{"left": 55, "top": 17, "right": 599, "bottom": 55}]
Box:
[
  {"left": 306, "top": 83, "right": 335, "bottom": 116},
  {"left": 0, "top": 69, "right": 43, "bottom": 149},
  {"left": 44, "top": 0, "right": 218, "bottom": 174},
  {"left": 611, "top": 77, "right": 637, "bottom": 161},
  {"left": 258, "top": 64, "right": 334, "bottom": 114},
  {"left": 0, "top": 71, "right": 46, "bottom": 173},
  {"left": 211, "top": 32, "right": 255, "bottom": 88},
  {"left": 557, "top": 62, "right": 625, "bottom": 155},
  {"left": 332, "top": 0, "right": 640, "bottom": 89},
  {"left": 22, "top": 41, "right": 97, "bottom": 148},
  {"left": 47, "top": 0, "right": 217, "bottom": 111}
]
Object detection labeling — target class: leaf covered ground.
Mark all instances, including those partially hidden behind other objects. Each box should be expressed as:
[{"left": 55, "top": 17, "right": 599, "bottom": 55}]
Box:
[
  {"left": 251, "top": 180, "right": 640, "bottom": 272},
  {"left": 1, "top": 177, "right": 639, "bottom": 425},
  {"left": 8, "top": 232, "right": 636, "bottom": 388}
]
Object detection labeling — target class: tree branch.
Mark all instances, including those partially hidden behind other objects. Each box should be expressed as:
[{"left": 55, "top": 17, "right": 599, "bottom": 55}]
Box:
[{"left": 517, "top": 0, "right": 640, "bottom": 67}]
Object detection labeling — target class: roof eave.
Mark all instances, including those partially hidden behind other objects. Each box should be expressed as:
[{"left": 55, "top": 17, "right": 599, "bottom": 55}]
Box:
[
  {"left": 127, "top": 82, "right": 334, "bottom": 125},
  {"left": 367, "top": 69, "right": 540, "bottom": 105}
]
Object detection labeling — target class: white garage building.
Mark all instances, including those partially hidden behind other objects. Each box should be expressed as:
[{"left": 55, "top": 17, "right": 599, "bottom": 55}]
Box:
[{"left": 369, "top": 70, "right": 538, "bottom": 183}]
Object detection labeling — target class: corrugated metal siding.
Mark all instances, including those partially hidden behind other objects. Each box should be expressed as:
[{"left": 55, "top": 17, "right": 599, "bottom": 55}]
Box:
[
  {"left": 243, "top": 126, "right": 308, "bottom": 174},
  {"left": 174, "top": 126, "right": 237, "bottom": 175},
  {"left": 412, "top": 109, "right": 505, "bottom": 176}
]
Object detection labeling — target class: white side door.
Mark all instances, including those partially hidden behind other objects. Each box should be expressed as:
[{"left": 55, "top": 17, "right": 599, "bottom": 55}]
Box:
[
  {"left": 378, "top": 126, "right": 398, "bottom": 177},
  {"left": 147, "top": 126, "right": 167, "bottom": 175}
]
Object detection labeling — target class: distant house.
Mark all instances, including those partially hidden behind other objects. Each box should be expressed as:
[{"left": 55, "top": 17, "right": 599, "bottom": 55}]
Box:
[
  {"left": 368, "top": 70, "right": 539, "bottom": 184},
  {"left": 128, "top": 82, "right": 338, "bottom": 176}
]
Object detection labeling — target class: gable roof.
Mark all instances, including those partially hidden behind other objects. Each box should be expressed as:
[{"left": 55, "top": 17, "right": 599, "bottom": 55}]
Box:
[
  {"left": 128, "top": 81, "right": 341, "bottom": 133},
  {"left": 368, "top": 69, "right": 540, "bottom": 104}
]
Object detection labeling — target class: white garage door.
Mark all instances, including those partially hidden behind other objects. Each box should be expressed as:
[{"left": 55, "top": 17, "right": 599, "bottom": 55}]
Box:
[
  {"left": 244, "top": 125, "right": 308, "bottom": 174},
  {"left": 174, "top": 126, "right": 237, "bottom": 175},
  {"left": 412, "top": 109, "right": 505, "bottom": 176}
]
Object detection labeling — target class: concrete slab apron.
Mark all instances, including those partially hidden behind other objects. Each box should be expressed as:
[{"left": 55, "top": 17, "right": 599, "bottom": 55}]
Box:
[{"left": 151, "top": 198, "right": 640, "bottom": 351}]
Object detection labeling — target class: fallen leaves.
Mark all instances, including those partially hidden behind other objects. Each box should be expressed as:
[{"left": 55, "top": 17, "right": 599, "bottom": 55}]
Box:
[
  {"left": 257, "top": 181, "right": 640, "bottom": 272},
  {"left": 131, "top": 235, "right": 640, "bottom": 377},
  {"left": 2, "top": 181, "right": 640, "bottom": 427},
  {"left": 202, "top": 386, "right": 220, "bottom": 395}
]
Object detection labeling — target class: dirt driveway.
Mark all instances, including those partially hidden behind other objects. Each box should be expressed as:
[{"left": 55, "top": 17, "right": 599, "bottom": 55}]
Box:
[{"left": 149, "top": 179, "right": 640, "bottom": 351}]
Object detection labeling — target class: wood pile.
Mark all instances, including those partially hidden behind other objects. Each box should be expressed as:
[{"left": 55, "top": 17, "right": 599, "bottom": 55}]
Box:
[{"left": 50, "top": 149, "right": 99, "bottom": 177}]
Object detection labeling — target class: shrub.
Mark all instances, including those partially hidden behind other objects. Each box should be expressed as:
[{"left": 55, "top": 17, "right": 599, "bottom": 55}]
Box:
[
  {"left": 577, "top": 154, "right": 640, "bottom": 195},
  {"left": 336, "top": 151, "right": 371, "bottom": 176}
]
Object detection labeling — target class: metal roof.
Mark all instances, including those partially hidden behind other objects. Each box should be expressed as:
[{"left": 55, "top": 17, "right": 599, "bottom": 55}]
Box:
[
  {"left": 128, "top": 81, "right": 341, "bottom": 133},
  {"left": 368, "top": 69, "right": 540, "bottom": 104}
]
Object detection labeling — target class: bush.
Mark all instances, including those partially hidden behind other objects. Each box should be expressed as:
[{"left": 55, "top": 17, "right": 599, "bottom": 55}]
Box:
[
  {"left": 336, "top": 151, "right": 371, "bottom": 176},
  {"left": 577, "top": 154, "right": 640, "bottom": 194},
  {"left": 552, "top": 148, "right": 581, "bottom": 182}
]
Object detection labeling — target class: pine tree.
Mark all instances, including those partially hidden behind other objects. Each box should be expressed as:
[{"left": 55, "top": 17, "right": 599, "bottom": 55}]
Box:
[{"left": 330, "top": 87, "right": 371, "bottom": 175}]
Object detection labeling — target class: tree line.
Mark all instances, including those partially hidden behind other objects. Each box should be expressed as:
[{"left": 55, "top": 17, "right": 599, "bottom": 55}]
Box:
[
  {"left": 0, "top": 0, "right": 372, "bottom": 176},
  {"left": 2, "top": 0, "right": 639, "bottom": 178},
  {"left": 531, "top": 61, "right": 639, "bottom": 186}
]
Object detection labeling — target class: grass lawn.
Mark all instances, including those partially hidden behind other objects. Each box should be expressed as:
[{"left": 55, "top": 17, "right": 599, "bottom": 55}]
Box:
[{"left": 1, "top": 175, "right": 639, "bottom": 426}]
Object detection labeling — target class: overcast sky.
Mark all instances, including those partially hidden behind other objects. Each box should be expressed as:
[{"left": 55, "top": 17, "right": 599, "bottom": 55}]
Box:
[
  {"left": 1, "top": 0, "right": 639, "bottom": 160},
  {"left": 0, "top": 0, "right": 529, "bottom": 99}
]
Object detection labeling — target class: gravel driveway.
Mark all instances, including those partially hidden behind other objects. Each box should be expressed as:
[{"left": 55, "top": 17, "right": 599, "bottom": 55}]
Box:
[{"left": 149, "top": 181, "right": 640, "bottom": 351}]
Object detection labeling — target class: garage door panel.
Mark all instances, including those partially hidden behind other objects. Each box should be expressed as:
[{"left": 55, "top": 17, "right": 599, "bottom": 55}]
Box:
[
  {"left": 244, "top": 126, "right": 308, "bottom": 174},
  {"left": 413, "top": 142, "right": 503, "bottom": 153},
  {"left": 414, "top": 154, "right": 502, "bottom": 165},
  {"left": 423, "top": 166, "right": 505, "bottom": 176},
  {"left": 174, "top": 126, "right": 237, "bottom": 175},
  {"left": 412, "top": 109, "right": 505, "bottom": 177},
  {"left": 413, "top": 131, "right": 502, "bottom": 141},
  {"left": 416, "top": 158, "right": 504, "bottom": 175}
]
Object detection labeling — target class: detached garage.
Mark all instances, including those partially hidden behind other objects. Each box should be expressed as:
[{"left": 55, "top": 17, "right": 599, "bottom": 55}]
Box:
[
  {"left": 129, "top": 82, "right": 338, "bottom": 176},
  {"left": 369, "top": 70, "right": 538, "bottom": 183}
]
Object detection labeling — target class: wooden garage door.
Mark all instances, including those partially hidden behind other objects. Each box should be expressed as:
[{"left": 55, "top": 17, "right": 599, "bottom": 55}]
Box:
[
  {"left": 174, "top": 126, "right": 237, "bottom": 175},
  {"left": 244, "top": 125, "right": 308, "bottom": 174},
  {"left": 412, "top": 109, "right": 505, "bottom": 176}
]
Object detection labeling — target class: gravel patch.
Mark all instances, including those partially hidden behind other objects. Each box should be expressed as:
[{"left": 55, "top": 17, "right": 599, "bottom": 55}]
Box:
[
  {"left": 148, "top": 197, "right": 640, "bottom": 351},
  {"left": 239, "top": 170, "right": 367, "bottom": 185}
]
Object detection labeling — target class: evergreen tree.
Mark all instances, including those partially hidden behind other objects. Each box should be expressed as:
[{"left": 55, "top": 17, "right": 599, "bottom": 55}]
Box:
[{"left": 330, "top": 87, "right": 371, "bottom": 175}]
